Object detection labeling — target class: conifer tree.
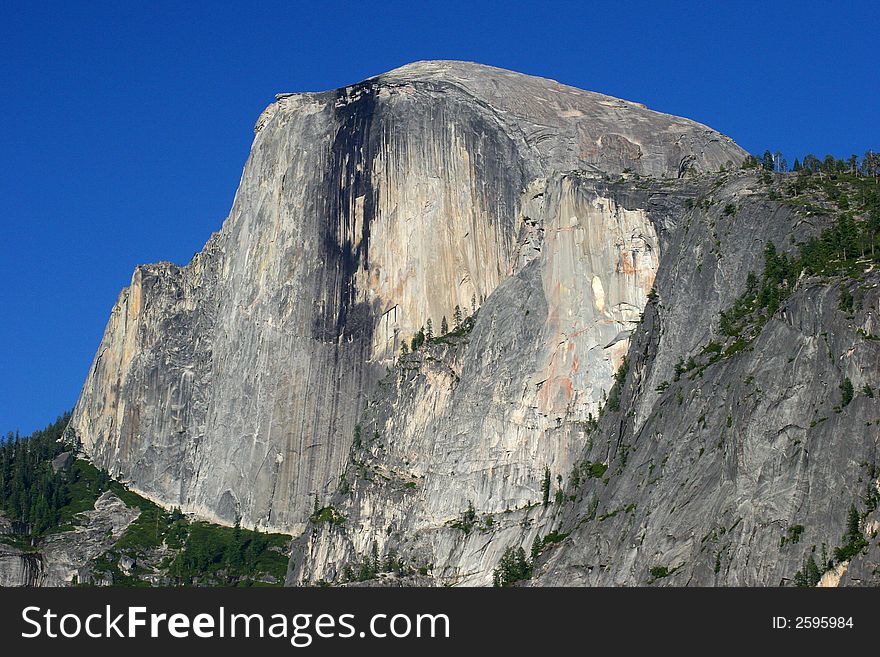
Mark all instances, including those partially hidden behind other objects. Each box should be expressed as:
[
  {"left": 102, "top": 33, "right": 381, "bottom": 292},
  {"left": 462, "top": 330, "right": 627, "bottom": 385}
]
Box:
[
  {"left": 840, "top": 378, "right": 854, "bottom": 407},
  {"left": 542, "top": 467, "right": 551, "bottom": 507},
  {"left": 531, "top": 535, "right": 543, "bottom": 563}
]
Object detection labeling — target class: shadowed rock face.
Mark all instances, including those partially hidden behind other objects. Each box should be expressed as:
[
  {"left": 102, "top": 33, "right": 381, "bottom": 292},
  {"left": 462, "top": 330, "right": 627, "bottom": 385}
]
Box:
[
  {"left": 68, "top": 61, "right": 746, "bottom": 536},
  {"left": 531, "top": 193, "right": 880, "bottom": 586},
  {"left": 287, "top": 173, "right": 703, "bottom": 585},
  {"left": 288, "top": 169, "right": 880, "bottom": 587}
]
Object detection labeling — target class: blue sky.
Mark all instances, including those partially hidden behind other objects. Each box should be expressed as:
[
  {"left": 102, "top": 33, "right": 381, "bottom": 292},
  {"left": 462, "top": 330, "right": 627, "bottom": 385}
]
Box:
[{"left": 1, "top": 1, "right": 877, "bottom": 435}]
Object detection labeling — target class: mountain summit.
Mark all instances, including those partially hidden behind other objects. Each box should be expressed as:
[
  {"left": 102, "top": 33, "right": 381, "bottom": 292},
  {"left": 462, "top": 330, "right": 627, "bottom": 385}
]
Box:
[{"left": 58, "top": 63, "right": 879, "bottom": 587}]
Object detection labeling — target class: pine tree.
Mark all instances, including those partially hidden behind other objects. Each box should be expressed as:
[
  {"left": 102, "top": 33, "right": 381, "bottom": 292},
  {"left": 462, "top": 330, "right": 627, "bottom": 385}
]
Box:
[
  {"left": 411, "top": 326, "right": 425, "bottom": 351},
  {"left": 840, "top": 378, "right": 854, "bottom": 407},
  {"left": 425, "top": 318, "right": 433, "bottom": 340},
  {"left": 834, "top": 504, "right": 867, "bottom": 562},
  {"left": 845, "top": 504, "right": 860, "bottom": 542},
  {"left": 440, "top": 316, "right": 448, "bottom": 335},
  {"left": 462, "top": 500, "right": 476, "bottom": 531},
  {"left": 848, "top": 155, "right": 859, "bottom": 174},
  {"left": 371, "top": 540, "right": 380, "bottom": 573},
  {"left": 805, "top": 555, "right": 821, "bottom": 586},
  {"left": 569, "top": 466, "right": 581, "bottom": 493},
  {"left": 741, "top": 154, "right": 759, "bottom": 169},
  {"left": 453, "top": 305, "right": 463, "bottom": 330},
  {"left": 542, "top": 467, "right": 551, "bottom": 507},
  {"left": 531, "top": 535, "right": 543, "bottom": 563},
  {"left": 514, "top": 547, "right": 531, "bottom": 580}
]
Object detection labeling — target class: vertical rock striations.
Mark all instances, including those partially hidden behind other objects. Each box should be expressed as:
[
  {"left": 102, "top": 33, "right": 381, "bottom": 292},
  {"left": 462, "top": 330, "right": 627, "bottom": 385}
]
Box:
[
  {"left": 287, "top": 173, "right": 703, "bottom": 584},
  {"left": 68, "top": 61, "right": 745, "bottom": 541}
]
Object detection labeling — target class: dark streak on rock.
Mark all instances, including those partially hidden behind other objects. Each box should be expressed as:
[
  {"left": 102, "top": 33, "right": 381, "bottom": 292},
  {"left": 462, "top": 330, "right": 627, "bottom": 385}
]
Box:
[{"left": 314, "top": 83, "right": 379, "bottom": 345}]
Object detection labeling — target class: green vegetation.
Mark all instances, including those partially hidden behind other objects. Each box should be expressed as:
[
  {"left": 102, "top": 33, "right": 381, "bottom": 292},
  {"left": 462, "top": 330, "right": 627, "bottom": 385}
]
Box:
[
  {"left": 407, "top": 306, "right": 478, "bottom": 352},
  {"left": 863, "top": 466, "right": 879, "bottom": 514},
  {"left": 840, "top": 378, "right": 854, "bottom": 408},
  {"left": 310, "top": 505, "right": 346, "bottom": 526},
  {"left": 648, "top": 562, "right": 682, "bottom": 583},
  {"left": 1, "top": 414, "right": 291, "bottom": 586},
  {"left": 793, "top": 554, "right": 822, "bottom": 587},
  {"left": 493, "top": 529, "right": 570, "bottom": 587},
  {"left": 70, "top": 460, "right": 291, "bottom": 586},
  {"left": 492, "top": 546, "right": 532, "bottom": 587},
  {"left": 679, "top": 168, "right": 880, "bottom": 382},
  {"left": 161, "top": 519, "right": 289, "bottom": 586},
  {"left": 649, "top": 565, "right": 670, "bottom": 580},
  {"left": 568, "top": 459, "right": 607, "bottom": 493},
  {"left": 540, "top": 530, "right": 569, "bottom": 546},
  {"left": 450, "top": 500, "right": 477, "bottom": 534},
  {"left": 410, "top": 326, "right": 426, "bottom": 351},
  {"left": 541, "top": 467, "right": 551, "bottom": 507},
  {"left": 833, "top": 504, "right": 868, "bottom": 563},
  {"left": 779, "top": 524, "right": 804, "bottom": 548},
  {"left": 565, "top": 459, "right": 609, "bottom": 500},
  {"left": 718, "top": 242, "right": 798, "bottom": 341},
  {"left": 793, "top": 492, "right": 874, "bottom": 587},
  {"left": 0, "top": 413, "right": 77, "bottom": 536},
  {"left": 606, "top": 356, "right": 629, "bottom": 412},
  {"left": 341, "top": 541, "right": 412, "bottom": 583}
]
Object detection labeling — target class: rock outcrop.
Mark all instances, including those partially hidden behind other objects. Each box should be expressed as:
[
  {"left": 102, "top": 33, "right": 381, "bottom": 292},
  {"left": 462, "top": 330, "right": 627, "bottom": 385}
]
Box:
[
  {"left": 0, "top": 545, "right": 41, "bottom": 587},
  {"left": 38, "top": 491, "right": 140, "bottom": 586},
  {"left": 67, "top": 61, "right": 745, "bottom": 537},
  {"left": 0, "top": 492, "right": 139, "bottom": 587}
]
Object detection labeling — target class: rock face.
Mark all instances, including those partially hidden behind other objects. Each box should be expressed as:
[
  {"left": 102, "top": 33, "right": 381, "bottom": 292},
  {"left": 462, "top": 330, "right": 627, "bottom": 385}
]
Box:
[
  {"left": 68, "top": 61, "right": 745, "bottom": 536},
  {"left": 0, "top": 493, "right": 139, "bottom": 587},
  {"left": 0, "top": 545, "right": 41, "bottom": 587},
  {"left": 529, "top": 177, "right": 880, "bottom": 587},
  {"left": 288, "top": 169, "right": 880, "bottom": 587},
  {"left": 287, "top": 173, "right": 688, "bottom": 584},
  {"left": 38, "top": 491, "right": 140, "bottom": 586}
]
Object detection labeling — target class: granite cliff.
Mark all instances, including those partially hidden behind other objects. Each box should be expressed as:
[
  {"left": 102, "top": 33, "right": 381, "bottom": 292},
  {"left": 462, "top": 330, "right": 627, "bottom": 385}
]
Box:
[
  {"left": 288, "top": 168, "right": 879, "bottom": 586},
  {"left": 67, "top": 61, "right": 743, "bottom": 535},
  {"left": 56, "top": 61, "right": 878, "bottom": 587}
]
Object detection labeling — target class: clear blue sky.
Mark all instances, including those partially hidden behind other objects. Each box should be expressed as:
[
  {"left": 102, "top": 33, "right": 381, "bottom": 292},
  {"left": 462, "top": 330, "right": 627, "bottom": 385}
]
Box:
[{"left": 2, "top": 1, "right": 877, "bottom": 435}]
